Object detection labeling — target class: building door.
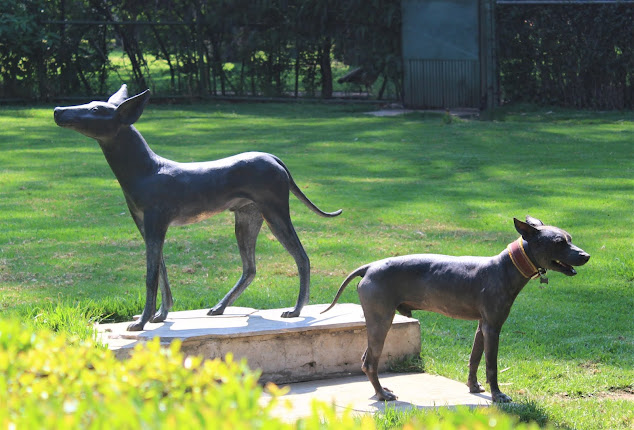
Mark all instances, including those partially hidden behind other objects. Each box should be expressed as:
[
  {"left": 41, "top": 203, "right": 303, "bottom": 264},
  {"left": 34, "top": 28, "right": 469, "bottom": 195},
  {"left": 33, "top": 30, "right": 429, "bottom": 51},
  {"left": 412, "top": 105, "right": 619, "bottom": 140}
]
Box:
[{"left": 402, "top": 0, "right": 487, "bottom": 108}]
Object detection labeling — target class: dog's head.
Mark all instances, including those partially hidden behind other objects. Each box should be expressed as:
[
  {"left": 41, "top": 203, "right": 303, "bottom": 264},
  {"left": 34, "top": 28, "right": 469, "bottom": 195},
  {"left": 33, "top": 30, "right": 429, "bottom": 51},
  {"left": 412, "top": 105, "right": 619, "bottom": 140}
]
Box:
[
  {"left": 514, "top": 216, "right": 590, "bottom": 276},
  {"left": 54, "top": 85, "right": 150, "bottom": 140}
]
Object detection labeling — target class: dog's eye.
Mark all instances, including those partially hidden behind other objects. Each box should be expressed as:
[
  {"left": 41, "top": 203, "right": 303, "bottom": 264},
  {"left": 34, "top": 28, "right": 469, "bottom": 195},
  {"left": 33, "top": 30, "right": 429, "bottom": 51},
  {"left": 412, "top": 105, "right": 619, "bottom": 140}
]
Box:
[{"left": 91, "top": 106, "right": 102, "bottom": 113}]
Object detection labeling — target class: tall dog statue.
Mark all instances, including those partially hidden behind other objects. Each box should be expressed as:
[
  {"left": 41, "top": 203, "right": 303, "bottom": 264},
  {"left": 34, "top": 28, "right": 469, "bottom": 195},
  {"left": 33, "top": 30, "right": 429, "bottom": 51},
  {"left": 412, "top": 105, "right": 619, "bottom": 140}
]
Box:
[
  {"left": 54, "top": 85, "right": 342, "bottom": 331},
  {"left": 322, "top": 216, "right": 589, "bottom": 402}
]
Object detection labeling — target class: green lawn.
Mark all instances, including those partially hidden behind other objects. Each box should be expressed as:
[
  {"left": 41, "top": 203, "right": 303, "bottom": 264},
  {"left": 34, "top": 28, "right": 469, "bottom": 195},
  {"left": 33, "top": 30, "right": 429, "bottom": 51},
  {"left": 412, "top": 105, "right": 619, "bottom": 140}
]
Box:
[{"left": 0, "top": 101, "right": 632, "bottom": 429}]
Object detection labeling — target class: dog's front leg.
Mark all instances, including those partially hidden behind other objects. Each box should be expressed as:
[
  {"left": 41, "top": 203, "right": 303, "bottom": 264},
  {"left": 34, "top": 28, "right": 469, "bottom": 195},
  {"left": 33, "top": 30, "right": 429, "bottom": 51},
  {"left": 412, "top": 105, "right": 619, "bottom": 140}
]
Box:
[
  {"left": 467, "top": 320, "right": 486, "bottom": 393},
  {"left": 128, "top": 209, "right": 173, "bottom": 323},
  {"left": 151, "top": 258, "right": 173, "bottom": 323},
  {"left": 482, "top": 322, "right": 512, "bottom": 403},
  {"left": 128, "top": 214, "right": 168, "bottom": 331}
]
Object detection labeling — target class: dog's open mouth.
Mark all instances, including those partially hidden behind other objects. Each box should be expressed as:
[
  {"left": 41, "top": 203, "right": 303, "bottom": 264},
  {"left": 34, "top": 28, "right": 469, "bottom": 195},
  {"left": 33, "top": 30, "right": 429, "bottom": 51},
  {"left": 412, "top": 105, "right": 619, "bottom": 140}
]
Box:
[{"left": 552, "top": 260, "right": 577, "bottom": 275}]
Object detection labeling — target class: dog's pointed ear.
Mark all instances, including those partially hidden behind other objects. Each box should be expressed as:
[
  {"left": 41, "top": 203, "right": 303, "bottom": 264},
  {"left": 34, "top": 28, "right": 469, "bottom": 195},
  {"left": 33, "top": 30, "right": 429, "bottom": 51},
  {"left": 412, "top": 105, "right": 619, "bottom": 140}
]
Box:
[
  {"left": 116, "top": 89, "right": 151, "bottom": 125},
  {"left": 108, "top": 84, "right": 129, "bottom": 106},
  {"left": 525, "top": 215, "right": 544, "bottom": 227},
  {"left": 514, "top": 217, "right": 539, "bottom": 239}
]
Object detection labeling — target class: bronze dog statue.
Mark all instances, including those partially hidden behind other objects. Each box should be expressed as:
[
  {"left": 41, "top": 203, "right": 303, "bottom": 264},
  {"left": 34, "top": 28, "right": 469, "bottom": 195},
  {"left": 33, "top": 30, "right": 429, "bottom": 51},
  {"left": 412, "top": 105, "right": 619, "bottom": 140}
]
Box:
[{"left": 55, "top": 85, "right": 341, "bottom": 331}]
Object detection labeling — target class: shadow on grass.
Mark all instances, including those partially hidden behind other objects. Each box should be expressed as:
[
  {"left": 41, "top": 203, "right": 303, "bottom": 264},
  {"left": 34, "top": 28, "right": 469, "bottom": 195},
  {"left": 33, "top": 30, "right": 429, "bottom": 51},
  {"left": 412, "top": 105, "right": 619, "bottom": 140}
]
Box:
[{"left": 497, "top": 400, "right": 556, "bottom": 428}]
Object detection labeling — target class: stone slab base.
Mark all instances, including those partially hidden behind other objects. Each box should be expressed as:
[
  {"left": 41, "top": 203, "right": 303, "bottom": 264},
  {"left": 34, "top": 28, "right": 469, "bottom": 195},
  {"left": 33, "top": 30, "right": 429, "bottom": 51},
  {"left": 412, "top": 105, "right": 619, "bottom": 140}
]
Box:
[
  {"left": 264, "top": 372, "right": 492, "bottom": 422},
  {"left": 96, "top": 303, "right": 421, "bottom": 384}
]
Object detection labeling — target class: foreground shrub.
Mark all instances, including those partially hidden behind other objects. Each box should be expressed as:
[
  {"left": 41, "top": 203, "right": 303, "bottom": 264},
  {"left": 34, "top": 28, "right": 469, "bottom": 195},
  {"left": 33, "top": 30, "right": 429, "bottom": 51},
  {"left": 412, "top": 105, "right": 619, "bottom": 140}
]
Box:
[
  {"left": 1, "top": 319, "right": 547, "bottom": 429},
  {"left": 0, "top": 319, "right": 292, "bottom": 429}
]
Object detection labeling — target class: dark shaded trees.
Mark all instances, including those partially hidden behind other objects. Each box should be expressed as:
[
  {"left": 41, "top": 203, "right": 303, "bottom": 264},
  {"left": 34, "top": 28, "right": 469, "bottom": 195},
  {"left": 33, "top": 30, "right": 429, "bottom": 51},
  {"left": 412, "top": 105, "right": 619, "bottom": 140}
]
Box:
[
  {"left": 497, "top": 3, "right": 634, "bottom": 109},
  {"left": 0, "top": 0, "right": 403, "bottom": 101},
  {"left": 3, "top": 1, "right": 631, "bottom": 108}
]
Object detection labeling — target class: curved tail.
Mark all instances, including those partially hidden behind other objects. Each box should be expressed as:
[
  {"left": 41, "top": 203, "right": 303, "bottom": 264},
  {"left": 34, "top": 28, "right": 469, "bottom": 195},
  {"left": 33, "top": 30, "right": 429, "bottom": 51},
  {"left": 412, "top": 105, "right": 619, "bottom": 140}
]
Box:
[
  {"left": 321, "top": 265, "right": 370, "bottom": 314},
  {"left": 273, "top": 156, "right": 342, "bottom": 218}
]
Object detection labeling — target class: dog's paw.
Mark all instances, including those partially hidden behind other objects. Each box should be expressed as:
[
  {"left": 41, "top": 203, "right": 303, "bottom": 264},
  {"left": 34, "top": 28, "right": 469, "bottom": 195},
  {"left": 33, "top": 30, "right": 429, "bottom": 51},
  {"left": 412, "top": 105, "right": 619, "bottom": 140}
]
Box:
[
  {"left": 377, "top": 387, "right": 398, "bottom": 401},
  {"left": 492, "top": 392, "right": 513, "bottom": 403},
  {"left": 281, "top": 309, "right": 300, "bottom": 318},
  {"left": 150, "top": 310, "right": 168, "bottom": 323},
  {"left": 127, "top": 321, "right": 145, "bottom": 332},
  {"left": 207, "top": 305, "right": 225, "bottom": 316},
  {"left": 468, "top": 381, "right": 486, "bottom": 393}
]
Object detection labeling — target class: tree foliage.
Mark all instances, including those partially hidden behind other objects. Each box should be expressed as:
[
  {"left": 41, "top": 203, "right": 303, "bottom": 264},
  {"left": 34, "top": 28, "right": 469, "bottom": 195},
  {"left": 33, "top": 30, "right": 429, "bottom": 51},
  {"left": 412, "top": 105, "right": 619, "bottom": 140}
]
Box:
[
  {"left": 0, "top": 0, "right": 112, "bottom": 99},
  {"left": 3, "top": 1, "right": 631, "bottom": 108},
  {"left": 497, "top": 3, "right": 634, "bottom": 109},
  {"left": 0, "top": 0, "right": 402, "bottom": 101}
]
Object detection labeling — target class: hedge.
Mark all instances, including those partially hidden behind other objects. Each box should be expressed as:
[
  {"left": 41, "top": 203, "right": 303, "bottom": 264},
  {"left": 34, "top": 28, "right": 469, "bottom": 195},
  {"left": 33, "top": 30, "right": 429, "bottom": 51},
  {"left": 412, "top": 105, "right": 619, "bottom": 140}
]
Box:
[{"left": 497, "top": 3, "right": 634, "bottom": 109}]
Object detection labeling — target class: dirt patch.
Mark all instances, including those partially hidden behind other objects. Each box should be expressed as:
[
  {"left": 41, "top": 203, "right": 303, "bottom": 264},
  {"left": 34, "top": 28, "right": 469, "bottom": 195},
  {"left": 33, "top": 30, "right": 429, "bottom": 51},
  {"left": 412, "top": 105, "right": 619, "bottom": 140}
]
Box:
[
  {"left": 555, "top": 388, "right": 634, "bottom": 401},
  {"left": 601, "top": 388, "right": 634, "bottom": 401},
  {"left": 578, "top": 360, "right": 602, "bottom": 374}
]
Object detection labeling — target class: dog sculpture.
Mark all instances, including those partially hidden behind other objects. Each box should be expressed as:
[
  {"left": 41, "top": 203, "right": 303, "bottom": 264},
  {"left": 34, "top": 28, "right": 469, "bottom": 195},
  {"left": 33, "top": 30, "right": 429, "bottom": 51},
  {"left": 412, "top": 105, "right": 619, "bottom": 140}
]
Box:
[
  {"left": 322, "top": 216, "right": 589, "bottom": 402},
  {"left": 54, "top": 84, "right": 342, "bottom": 331}
]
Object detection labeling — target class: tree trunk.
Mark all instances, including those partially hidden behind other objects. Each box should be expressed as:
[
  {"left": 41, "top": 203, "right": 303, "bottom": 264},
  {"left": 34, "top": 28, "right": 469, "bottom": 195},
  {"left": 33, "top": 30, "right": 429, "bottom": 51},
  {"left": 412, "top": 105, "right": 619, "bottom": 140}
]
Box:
[{"left": 319, "top": 38, "right": 333, "bottom": 99}]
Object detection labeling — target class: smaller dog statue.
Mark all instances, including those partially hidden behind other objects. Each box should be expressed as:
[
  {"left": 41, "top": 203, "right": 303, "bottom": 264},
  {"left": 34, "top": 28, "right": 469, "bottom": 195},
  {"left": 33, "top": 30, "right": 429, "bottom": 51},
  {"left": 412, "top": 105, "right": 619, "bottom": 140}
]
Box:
[{"left": 322, "top": 216, "right": 589, "bottom": 402}]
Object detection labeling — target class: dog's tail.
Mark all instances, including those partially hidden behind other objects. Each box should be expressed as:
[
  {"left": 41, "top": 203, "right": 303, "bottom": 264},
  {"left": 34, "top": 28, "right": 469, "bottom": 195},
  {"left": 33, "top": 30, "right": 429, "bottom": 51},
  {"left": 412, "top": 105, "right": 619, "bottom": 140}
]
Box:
[
  {"left": 273, "top": 155, "right": 342, "bottom": 218},
  {"left": 320, "top": 265, "right": 370, "bottom": 314}
]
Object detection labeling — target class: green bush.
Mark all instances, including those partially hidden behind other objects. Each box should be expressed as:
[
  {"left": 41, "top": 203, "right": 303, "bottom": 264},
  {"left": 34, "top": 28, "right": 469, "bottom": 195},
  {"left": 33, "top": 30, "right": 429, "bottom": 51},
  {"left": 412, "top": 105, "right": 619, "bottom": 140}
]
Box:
[
  {"left": 0, "top": 319, "right": 293, "bottom": 429},
  {"left": 0, "top": 319, "right": 548, "bottom": 429}
]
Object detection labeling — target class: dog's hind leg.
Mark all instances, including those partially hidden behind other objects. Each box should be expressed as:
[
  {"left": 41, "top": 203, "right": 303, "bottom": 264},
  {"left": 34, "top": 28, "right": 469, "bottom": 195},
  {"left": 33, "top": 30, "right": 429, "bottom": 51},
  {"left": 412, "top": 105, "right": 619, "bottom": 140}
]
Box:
[
  {"left": 358, "top": 284, "right": 398, "bottom": 400},
  {"left": 467, "top": 320, "right": 486, "bottom": 393},
  {"left": 209, "top": 204, "right": 263, "bottom": 316},
  {"left": 261, "top": 205, "right": 310, "bottom": 318},
  {"left": 361, "top": 306, "right": 397, "bottom": 401}
]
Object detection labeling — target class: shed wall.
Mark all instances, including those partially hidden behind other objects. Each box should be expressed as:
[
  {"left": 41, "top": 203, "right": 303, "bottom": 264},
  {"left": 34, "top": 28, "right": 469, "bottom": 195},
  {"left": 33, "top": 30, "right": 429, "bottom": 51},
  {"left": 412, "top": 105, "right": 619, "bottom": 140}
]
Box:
[{"left": 402, "top": 0, "right": 482, "bottom": 108}]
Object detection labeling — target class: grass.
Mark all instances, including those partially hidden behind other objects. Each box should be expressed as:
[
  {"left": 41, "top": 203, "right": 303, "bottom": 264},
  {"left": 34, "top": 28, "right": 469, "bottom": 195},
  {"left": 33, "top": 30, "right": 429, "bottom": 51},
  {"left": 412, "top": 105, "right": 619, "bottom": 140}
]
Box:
[{"left": 0, "top": 101, "right": 632, "bottom": 429}]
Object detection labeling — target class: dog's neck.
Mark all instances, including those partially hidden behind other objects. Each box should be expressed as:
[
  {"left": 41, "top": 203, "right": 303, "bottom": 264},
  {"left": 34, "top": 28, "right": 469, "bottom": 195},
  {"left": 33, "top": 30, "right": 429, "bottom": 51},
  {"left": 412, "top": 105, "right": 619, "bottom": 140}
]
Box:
[
  {"left": 98, "top": 126, "right": 163, "bottom": 188},
  {"left": 507, "top": 237, "right": 545, "bottom": 280}
]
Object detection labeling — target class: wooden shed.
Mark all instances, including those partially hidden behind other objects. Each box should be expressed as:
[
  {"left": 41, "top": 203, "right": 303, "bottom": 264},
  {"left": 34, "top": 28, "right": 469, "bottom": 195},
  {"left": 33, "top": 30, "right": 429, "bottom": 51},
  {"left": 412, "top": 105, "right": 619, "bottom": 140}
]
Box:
[{"left": 401, "top": 0, "right": 497, "bottom": 110}]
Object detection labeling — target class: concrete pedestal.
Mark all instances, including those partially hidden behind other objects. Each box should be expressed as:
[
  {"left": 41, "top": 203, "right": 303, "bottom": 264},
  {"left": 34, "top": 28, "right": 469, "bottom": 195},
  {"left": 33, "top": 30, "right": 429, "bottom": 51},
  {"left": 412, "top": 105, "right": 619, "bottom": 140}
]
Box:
[{"left": 96, "top": 303, "right": 421, "bottom": 384}]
